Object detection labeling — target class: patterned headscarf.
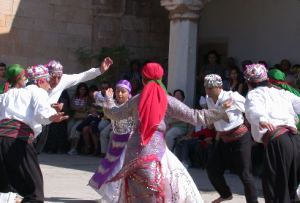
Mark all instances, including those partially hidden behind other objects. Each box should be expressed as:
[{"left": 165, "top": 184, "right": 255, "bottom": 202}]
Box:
[
  {"left": 46, "top": 60, "right": 63, "bottom": 76},
  {"left": 204, "top": 74, "right": 223, "bottom": 88},
  {"left": 243, "top": 63, "right": 268, "bottom": 83},
  {"left": 26, "top": 64, "right": 50, "bottom": 84}
]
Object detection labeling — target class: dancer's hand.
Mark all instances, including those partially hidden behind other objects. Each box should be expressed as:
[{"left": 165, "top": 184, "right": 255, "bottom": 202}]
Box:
[
  {"left": 50, "top": 112, "right": 69, "bottom": 123},
  {"left": 100, "top": 57, "right": 113, "bottom": 73},
  {"left": 222, "top": 98, "right": 233, "bottom": 109},
  {"left": 259, "top": 121, "right": 275, "bottom": 131},
  {"left": 106, "top": 88, "right": 114, "bottom": 98},
  {"left": 51, "top": 103, "right": 64, "bottom": 112}
]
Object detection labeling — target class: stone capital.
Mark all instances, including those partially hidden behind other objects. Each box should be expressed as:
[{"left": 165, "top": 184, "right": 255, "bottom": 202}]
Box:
[{"left": 161, "top": 0, "right": 210, "bottom": 20}]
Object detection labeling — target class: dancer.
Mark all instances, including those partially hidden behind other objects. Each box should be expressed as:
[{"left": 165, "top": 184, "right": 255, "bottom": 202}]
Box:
[
  {"left": 0, "top": 64, "right": 68, "bottom": 203},
  {"left": 89, "top": 80, "right": 133, "bottom": 202},
  {"left": 244, "top": 64, "right": 300, "bottom": 203},
  {"left": 102, "top": 62, "right": 229, "bottom": 203},
  {"left": 268, "top": 68, "right": 300, "bottom": 131},
  {"left": 34, "top": 57, "right": 113, "bottom": 153},
  {"left": 204, "top": 74, "right": 258, "bottom": 203}
]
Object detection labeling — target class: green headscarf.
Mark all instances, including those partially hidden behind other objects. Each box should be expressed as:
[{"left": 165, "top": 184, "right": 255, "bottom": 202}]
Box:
[
  {"left": 268, "top": 69, "right": 300, "bottom": 97},
  {"left": 0, "top": 64, "right": 25, "bottom": 94}
]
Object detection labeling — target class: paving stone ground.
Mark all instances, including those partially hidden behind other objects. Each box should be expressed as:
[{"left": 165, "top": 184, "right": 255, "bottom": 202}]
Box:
[{"left": 39, "top": 153, "right": 265, "bottom": 203}]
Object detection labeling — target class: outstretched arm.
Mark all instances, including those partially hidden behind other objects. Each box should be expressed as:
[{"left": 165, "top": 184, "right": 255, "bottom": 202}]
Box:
[
  {"left": 61, "top": 57, "right": 113, "bottom": 89},
  {"left": 167, "top": 96, "right": 228, "bottom": 126}
]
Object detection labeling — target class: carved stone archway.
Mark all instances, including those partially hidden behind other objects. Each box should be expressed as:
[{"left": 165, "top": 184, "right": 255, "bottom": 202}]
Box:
[{"left": 161, "top": 0, "right": 210, "bottom": 106}]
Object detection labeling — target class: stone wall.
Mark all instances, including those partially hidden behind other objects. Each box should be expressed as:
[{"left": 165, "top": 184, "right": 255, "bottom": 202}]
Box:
[
  {"left": 0, "top": 0, "right": 93, "bottom": 73},
  {"left": 92, "top": 0, "right": 169, "bottom": 69},
  {"left": 0, "top": 0, "right": 169, "bottom": 74}
]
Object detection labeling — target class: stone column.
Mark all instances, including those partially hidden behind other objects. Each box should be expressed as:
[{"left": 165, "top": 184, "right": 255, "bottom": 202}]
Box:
[{"left": 161, "top": 0, "right": 210, "bottom": 106}]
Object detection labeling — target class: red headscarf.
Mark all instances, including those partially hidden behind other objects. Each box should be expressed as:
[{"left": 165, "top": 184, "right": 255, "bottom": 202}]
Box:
[{"left": 138, "top": 63, "right": 168, "bottom": 146}]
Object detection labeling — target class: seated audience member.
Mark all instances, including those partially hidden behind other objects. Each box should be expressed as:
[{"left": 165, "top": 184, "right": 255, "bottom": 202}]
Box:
[{"left": 165, "top": 89, "right": 189, "bottom": 150}]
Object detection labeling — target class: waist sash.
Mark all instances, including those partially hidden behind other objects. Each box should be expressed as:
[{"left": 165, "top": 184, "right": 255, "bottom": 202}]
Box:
[
  {"left": 218, "top": 124, "right": 248, "bottom": 143},
  {"left": 262, "top": 125, "right": 297, "bottom": 147},
  {"left": 0, "top": 119, "right": 34, "bottom": 144}
]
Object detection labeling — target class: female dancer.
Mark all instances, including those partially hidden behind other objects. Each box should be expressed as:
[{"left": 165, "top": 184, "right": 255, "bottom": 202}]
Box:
[
  {"left": 89, "top": 80, "right": 134, "bottom": 202},
  {"left": 101, "top": 62, "right": 228, "bottom": 203}
]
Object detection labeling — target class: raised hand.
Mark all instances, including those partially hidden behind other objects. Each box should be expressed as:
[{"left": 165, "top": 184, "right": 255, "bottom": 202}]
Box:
[
  {"left": 106, "top": 88, "right": 114, "bottom": 98},
  {"left": 100, "top": 57, "right": 113, "bottom": 73},
  {"left": 49, "top": 112, "right": 69, "bottom": 123}
]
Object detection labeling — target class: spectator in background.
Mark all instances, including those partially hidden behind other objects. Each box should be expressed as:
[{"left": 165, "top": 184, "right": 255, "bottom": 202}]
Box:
[
  {"left": 88, "top": 85, "right": 99, "bottom": 105},
  {"left": 77, "top": 104, "right": 101, "bottom": 155},
  {"left": 228, "top": 67, "right": 244, "bottom": 94},
  {"left": 0, "top": 62, "right": 6, "bottom": 86},
  {"left": 91, "top": 81, "right": 111, "bottom": 157},
  {"left": 224, "top": 57, "right": 239, "bottom": 80},
  {"left": 67, "top": 83, "right": 89, "bottom": 155},
  {"left": 175, "top": 123, "right": 216, "bottom": 169},
  {"left": 280, "top": 59, "right": 296, "bottom": 85},
  {"left": 165, "top": 89, "right": 189, "bottom": 151},
  {"left": 198, "top": 50, "right": 226, "bottom": 96}
]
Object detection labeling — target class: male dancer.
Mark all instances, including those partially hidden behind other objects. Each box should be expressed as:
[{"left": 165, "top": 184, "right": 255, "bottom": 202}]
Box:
[
  {"left": 35, "top": 57, "right": 113, "bottom": 153},
  {"left": 204, "top": 74, "right": 258, "bottom": 203},
  {"left": 0, "top": 64, "right": 68, "bottom": 203},
  {"left": 244, "top": 64, "right": 300, "bottom": 203}
]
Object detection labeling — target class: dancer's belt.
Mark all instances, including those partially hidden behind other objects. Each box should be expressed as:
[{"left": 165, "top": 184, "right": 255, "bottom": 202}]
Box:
[
  {"left": 217, "top": 124, "right": 248, "bottom": 143},
  {"left": 0, "top": 119, "right": 34, "bottom": 144},
  {"left": 262, "top": 125, "right": 298, "bottom": 147}
]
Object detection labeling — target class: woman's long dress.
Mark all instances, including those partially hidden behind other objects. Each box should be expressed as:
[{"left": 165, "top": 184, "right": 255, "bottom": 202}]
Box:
[{"left": 103, "top": 95, "right": 226, "bottom": 203}]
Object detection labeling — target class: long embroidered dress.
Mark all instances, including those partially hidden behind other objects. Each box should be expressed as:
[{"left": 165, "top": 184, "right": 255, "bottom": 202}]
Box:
[{"left": 103, "top": 94, "right": 226, "bottom": 203}]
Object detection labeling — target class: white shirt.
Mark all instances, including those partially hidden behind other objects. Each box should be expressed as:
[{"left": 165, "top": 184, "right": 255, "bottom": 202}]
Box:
[
  {"left": 0, "top": 85, "right": 57, "bottom": 137},
  {"left": 245, "top": 86, "right": 300, "bottom": 143},
  {"left": 48, "top": 68, "right": 101, "bottom": 104},
  {"left": 206, "top": 90, "right": 245, "bottom": 132}
]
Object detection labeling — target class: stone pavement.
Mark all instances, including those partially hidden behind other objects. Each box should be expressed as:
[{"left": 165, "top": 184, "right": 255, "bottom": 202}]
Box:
[{"left": 39, "top": 153, "right": 265, "bottom": 203}]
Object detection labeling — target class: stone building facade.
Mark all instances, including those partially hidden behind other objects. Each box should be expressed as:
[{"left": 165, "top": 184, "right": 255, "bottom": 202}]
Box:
[{"left": 0, "top": 0, "right": 169, "bottom": 74}]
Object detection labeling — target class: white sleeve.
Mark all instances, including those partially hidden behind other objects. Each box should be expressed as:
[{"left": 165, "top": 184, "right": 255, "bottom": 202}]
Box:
[
  {"left": 224, "top": 92, "right": 245, "bottom": 122},
  {"left": 231, "top": 92, "right": 246, "bottom": 112},
  {"left": 284, "top": 90, "right": 300, "bottom": 114},
  {"left": 31, "top": 88, "right": 57, "bottom": 125},
  {"left": 245, "top": 91, "right": 268, "bottom": 126},
  {"left": 60, "top": 68, "right": 101, "bottom": 90}
]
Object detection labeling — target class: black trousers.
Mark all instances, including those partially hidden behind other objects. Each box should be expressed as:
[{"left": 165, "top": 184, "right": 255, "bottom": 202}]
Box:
[
  {"left": 34, "top": 125, "right": 49, "bottom": 154},
  {"left": 44, "top": 121, "right": 69, "bottom": 153},
  {"left": 263, "top": 133, "right": 300, "bottom": 203},
  {"left": 0, "top": 137, "right": 44, "bottom": 203},
  {"left": 207, "top": 132, "right": 258, "bottom": 203}
]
